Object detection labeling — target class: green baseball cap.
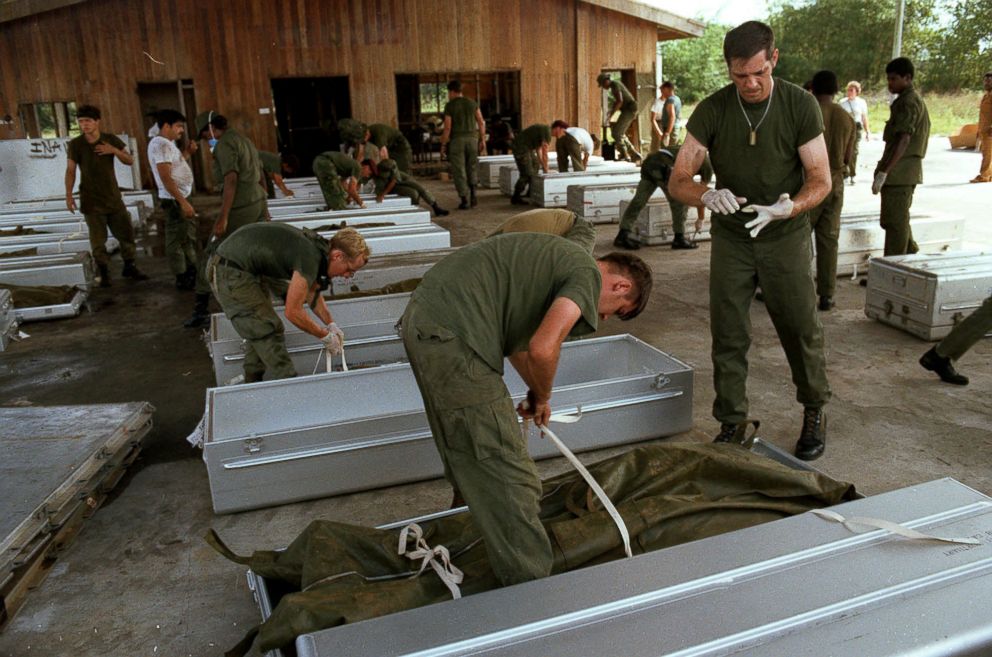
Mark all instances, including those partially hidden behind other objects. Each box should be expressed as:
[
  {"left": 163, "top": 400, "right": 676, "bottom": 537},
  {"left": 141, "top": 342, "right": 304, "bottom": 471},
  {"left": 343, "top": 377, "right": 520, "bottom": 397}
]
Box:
[{"left": 194, "top": 110, "right": 217, "bottom": 136}]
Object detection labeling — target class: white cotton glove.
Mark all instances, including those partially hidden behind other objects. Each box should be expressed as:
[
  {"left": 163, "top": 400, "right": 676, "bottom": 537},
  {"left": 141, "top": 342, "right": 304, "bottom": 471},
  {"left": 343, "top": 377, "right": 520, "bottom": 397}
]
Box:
[
  {"left": 701, "top": 188, "right": 745, "bottom": 215},
  {"left": 742, "top": 193, "right": 794, "bottom": 238},
  {"left": 871, "top": 170, "right": 888, "bottom": 195},
  {"left": 320, "top": 325, "right": 343, "bottom": 355}
]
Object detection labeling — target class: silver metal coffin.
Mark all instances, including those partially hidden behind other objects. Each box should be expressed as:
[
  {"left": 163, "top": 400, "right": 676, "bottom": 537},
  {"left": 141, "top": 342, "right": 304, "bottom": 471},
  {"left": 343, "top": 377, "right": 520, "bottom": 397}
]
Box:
[
  {"left": 497, "top": 164, "right": 520, "bottom": 196},
  {"left": 313, "top": 224, "right": 449, "bottom": 255},
  {"left": 0, "top": 289, "right": 18, "bottom": 351},
  {"left": 0, "top": 232, "right": 118, "bottom": 257},
  {"left": 291, "top": 478, "right": 992, "bottom": 657},
  {"left": 274, "top": 208, "right": 431, "bottom": 229},
  {"left": 567, "top": 182, "right": 658, "bottom": 224},
  {"left": 865, "top": 251, "right": 992, "bottom": 341},
  {"left": 0, "top": 252, "right": 94, "bottom": 289},
  {"left": 202, "top": 334, "right": 693, "bottom": 514},
  {"left": 622, "top": 198, "right": 714, "bottom": 245},
  {"left": 329, "top": 248, "right": 454, "bottom": 295},
  {"left": 266, "top": 197, "right": 411, "bottom": 216},
  {"left": 529, "top": 167, "right": 641, "bottom": 208},
  {"left": 207, "top": 292, "right": 412, "bottom": 385},
  {"left": 835, "top": 213, "right": 965, "bottom": 277},
  {"left": 0, "top": 205, "right": 142, "bottom": 228},
  {"left": 479, "top": 154, "right": 607, "bottom": 188}
]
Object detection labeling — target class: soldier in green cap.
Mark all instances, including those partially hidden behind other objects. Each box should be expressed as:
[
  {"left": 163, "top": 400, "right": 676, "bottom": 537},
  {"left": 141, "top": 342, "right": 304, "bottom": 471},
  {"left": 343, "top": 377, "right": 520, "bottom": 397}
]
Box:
[
  {"left": 597, "top": 73, "right": 642, "bottom": 163},
  {"left": 871, "top": 56, "right": 930, "bottom": 257},
  {"left": 366, "top": 123, "right": 414, "bottom": 173},
  {"left": 258, "top": 151, "right": 295, "bottom": 199},
  {"left": 400, "top": 236, "right": 652, "bottom": 586},
  {"left": 668, "top": 20, "right": 832, "bottom": 461},
  {"left": 209, "top": 224, "right": 370, "bottom": 382},
  {"left": 614, "top": 146, "right": 713, "bottom": 251},
  {"left": 510, "top": 124, "right": 551, "bottom": 205},
  {"left": 337, "top": 118, "right": 379, "bottom": 164},
  {"left": 312, "top": 151, "right": 366, "bottom": 211},
  {"left": 184, "top": 110, "right": 269, "bottom": 328},
  {"left": 489, "top": 208, "right": 597, "bottom": 254},
  {"left": 360, "top": 159, "right": 449, "bottom": 216},
  {"left": 440, "top": 80, "right": 487, "bottom": 209}
]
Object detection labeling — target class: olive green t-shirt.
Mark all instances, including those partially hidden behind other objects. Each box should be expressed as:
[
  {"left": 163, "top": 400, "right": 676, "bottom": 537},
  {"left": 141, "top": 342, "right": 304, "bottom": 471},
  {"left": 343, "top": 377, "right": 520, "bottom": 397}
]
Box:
[
  {"left": 313, "top": 151, "right": 360, "bottom": 179},
  {"left": 258, "top": 151, "right": 282, "bottom": 175},
  {"left": 67, "top": 133, "right": 127, "bottom": 214},
  {"left": 513, "top": 124, "right": 552, "bottom": 153},
  {"left": 213, "top": 129, "right": 266, "bottom": 209},
  {"left": 413, "top": 233, "right": 601, "bottom": 372},
  {"left": 883, "top": 84, "right": 930, "bottom": 186},
  {"left": 608, "top": 80, "right": 638, "bottom": 112},
  {"left": 217, "top": 222, "right": 325, "bottom": 285},
  {"left": 490, "top": 209, "right": 596, "bottom": 254},
  {"left": 819, "top": 100, "right": 856, "bottom": 173},
  {"left": 642, "top": 146, "right": 714, "bottom": 187},
  {"left": 443, "top": 96, "right": 479, "bottom": 137},
  {"left": 686, "top": 78, "right": 823, "bottom": 239},
  {"left": 368, "top": 124, "right": 404, "bottom": 150}
]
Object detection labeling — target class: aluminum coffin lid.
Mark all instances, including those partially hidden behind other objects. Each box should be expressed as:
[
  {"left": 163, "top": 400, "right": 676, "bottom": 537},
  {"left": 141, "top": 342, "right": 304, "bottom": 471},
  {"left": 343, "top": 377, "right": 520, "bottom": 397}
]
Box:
[
  {"left": 202, "top": 335, "right": 693, "bottom": 513},
  {"left": 296, "top": 478, "right": 992, "bottom": 657}
]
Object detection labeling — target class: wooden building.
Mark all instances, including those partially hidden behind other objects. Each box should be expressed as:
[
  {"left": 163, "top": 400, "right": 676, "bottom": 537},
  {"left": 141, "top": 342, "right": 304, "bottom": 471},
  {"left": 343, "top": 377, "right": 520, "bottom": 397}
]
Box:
[{"left": 0, "top": 0, "right": 702, "bottom": 178}]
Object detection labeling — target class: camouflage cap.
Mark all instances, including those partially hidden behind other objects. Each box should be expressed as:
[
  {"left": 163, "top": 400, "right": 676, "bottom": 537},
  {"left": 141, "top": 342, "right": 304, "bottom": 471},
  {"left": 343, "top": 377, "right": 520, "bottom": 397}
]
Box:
[{"left": 338, "top": 118, "right": 368, "bottom": 144}]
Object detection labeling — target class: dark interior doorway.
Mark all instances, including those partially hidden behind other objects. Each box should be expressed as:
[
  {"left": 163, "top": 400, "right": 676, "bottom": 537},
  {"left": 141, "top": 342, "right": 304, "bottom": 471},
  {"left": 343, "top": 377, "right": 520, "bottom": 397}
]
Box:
[
  {"left": 271, "top": 77, "right": 351, "bottom": 177},
  {"left": 136, "top": 80, "right": 202, "bottom": 190}
]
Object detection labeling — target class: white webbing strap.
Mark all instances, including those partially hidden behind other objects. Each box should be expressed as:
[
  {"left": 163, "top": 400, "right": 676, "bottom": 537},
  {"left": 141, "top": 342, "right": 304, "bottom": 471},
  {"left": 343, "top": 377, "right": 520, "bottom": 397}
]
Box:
[
  {"left": 811, "top": 508, "right": 980, "bottom": 545},
  {"left": 311, "top": 342, "right": 348, "bottom": 375},
  {"left": 397, "top": 523, "right": 464, "bottom": 599},
  {"left": 538, "top": 421, "right": 634, "bottom": 558},
  {"left": 58, "top": 230, "right": 83, "bottom": 253}
]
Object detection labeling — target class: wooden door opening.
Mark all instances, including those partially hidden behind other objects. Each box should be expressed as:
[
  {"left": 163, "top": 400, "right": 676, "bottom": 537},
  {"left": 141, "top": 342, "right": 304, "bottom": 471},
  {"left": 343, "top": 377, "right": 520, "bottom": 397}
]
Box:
[{"left": 271, "top": 77, "right": 351, "bottom": 178}]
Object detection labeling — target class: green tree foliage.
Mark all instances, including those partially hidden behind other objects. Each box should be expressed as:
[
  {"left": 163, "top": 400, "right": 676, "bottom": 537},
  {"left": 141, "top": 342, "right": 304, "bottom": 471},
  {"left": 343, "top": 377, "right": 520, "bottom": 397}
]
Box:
[
  {"left": 922, "top": 0, "right": 992, "bottom": 90},
  {"left": 660, "top": 23, "right": 733, "bottom": 103}
]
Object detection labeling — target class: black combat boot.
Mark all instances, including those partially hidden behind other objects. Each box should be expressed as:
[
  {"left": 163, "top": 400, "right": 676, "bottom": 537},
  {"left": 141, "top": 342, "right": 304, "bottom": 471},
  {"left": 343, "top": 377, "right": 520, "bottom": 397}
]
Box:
[
  {"left": 458, "top": 196, "right": 470, "bottom": 210},
  {"left": 469, "top": 185, "right": 478, "bottom": 207},
  {"left": 122, "top": 260, "right": 149, "bottom": 281},
  {"left": 671, "top": 233, "right": 698, "bottom": 250},
  {"left": 431, "top": 202, "right": 450, "bottom": 217},
  {"left": 184, "top": 293, "right": 211, "bottom": 329},
  {"left": 713, "top": 420, "right": 760, "bottom": 445},
  {"left": 98, "top": 264, "right": 111, "bottom": 288},
  {"left": 818, "top": 296, "right": 835, "bottom": 311},
  {"left": 795, "top": 407, "right": 826, "bottom": 461},
  {"left": 510, "top": 194, "right": 528, "bottom": 205},
  {"left": 612, "top": 229, "right": 641, "bottom": 250},
  {"left": 919, "top": 347, "right": 969, "bottom": 385},
  {"left": 182, "top": 264, "right": 197, "bottom": 290},
  {"left": 713, "top": 423, "right": 739, "bottom": 443}
]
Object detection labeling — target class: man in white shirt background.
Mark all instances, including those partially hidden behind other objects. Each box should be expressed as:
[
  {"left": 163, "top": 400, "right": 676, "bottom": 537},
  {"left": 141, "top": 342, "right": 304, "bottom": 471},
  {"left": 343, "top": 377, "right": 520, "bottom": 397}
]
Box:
[
  {"left": 551, "top": 120, "right": 596, "bottom": 171},
  {"left": 839, "top": 80, "right": 871, "bottom": 185},
  {"left": 147, "top": 110, "right": 198, "bottom": 290}
]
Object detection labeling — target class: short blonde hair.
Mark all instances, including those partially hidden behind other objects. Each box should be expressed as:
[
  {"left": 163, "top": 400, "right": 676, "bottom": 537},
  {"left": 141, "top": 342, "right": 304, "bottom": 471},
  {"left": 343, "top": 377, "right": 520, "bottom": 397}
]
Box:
[
  {"left": 846, "top": 80, "right": 862, "bottom": 93},
  {"left": 330, "top": 227, "right": 371, "bottom": 260}
]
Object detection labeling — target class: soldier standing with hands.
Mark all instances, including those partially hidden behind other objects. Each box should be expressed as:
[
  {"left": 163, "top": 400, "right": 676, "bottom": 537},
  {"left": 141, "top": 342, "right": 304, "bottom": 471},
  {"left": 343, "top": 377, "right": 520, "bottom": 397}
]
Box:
[{"left": 669, "top": 21, "right": 832, "bottom": 460}]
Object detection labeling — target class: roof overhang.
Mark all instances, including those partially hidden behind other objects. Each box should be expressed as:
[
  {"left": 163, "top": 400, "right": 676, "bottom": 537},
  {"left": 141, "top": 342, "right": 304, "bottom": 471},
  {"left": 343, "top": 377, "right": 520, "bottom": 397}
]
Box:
[
  {"left": 580, "top": 0, "right": 705, "bottom": 40},
  {"left": 0, "top": 0, "right": 86, "bottom": 24}
]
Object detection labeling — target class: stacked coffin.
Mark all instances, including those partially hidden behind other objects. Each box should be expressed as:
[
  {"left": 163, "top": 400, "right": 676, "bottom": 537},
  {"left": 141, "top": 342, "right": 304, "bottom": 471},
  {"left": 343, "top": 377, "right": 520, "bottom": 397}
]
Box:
[
  {"left": 201, "top": 334, "right": 694, "bottom": 514},
  {"left": 3, "top": 196, "right": 149, "bottom": 229},
  {"left": 527, "top": 164, "right": 641, "bottom": 208},
  {"left": 567, "top": 183, "right": 661, "bottom": 224},
  {"left": 0, "top": 403, "right": 154, "bottom": 629},
  {"left": 620, "top": 198, "right": 714, "bottom": 245},
  {"left": 266, "top": 196, "right": 411, "bottom": 217},
  {"left": 835, "top": 211, "right": 965, "bottom": 277},
  {"left": 480, "top": 153, "right": 609, "bottom": 189},
  {"left": 251, "top": 477, "right": 992, "bottom": 657},
  {"left": 864, "top": 251, "right": 992, "bottom": 340}
]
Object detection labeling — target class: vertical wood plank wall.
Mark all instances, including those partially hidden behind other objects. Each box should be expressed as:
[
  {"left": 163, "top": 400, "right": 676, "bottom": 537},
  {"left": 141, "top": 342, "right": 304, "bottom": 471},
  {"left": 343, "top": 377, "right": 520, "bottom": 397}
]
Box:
[{"left": 0, "top": 0, "right": 658, "bottom": 154}]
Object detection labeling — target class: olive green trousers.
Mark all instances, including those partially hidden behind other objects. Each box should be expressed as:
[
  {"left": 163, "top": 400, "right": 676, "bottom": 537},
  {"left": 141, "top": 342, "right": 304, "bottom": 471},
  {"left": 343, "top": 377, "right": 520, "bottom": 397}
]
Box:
[
  {"left": 162, "top": 199, "right": 197, "bottom": 276},
  {"left": 809, "top": 170, "right": 846, "bottom": 298},
  {"left": 448, "top": 134, "right": 479, "bottom": 197},
  {"left": 880, "top": 184, "right": 919, "bottom": 256},
  {"left": 84, "top": 209, "right": 136, "bottom": 266},
  {"left": 936, "top": 295, "right": 992, "bottom": 362},
  {"left": 618, "top": 178, "right": 686, "bottom": 234}
]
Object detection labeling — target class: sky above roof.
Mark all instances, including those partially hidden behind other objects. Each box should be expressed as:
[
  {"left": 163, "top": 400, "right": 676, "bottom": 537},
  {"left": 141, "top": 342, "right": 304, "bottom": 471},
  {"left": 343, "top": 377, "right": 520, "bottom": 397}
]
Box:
[{"left": 645, "top": 0, "right": 770, "bottom": 26}]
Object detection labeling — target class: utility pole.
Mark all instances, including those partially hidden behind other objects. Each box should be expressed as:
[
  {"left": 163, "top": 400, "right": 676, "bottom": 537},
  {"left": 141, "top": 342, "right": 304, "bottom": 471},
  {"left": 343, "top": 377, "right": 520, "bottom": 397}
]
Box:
[{"left": 893, "top": 0, "right": 906, "bottom": 58}]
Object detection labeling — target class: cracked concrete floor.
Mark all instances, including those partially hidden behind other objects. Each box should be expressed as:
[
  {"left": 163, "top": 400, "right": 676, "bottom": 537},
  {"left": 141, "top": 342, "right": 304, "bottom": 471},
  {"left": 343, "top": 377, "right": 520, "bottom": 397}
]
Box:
[{"left": 0, "top": 139, "right": 989, "bottom": 657}]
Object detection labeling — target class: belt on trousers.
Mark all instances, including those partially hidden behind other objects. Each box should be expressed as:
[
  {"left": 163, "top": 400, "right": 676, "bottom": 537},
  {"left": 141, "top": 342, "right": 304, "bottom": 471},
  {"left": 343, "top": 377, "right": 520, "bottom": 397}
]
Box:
[{"left": 214, "top": 255, "right": 247, "bottom": 273}]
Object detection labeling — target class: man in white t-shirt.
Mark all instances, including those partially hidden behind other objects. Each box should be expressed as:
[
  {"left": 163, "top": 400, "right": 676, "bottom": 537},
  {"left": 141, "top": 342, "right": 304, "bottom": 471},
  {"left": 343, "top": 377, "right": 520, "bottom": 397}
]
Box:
[
  {"left": 551, "top": 120, "right": 595, "bottom": 171},
  {"left": 839, "top": 80, "right": 870, "bottom": 185},
  {"left": 148, "top": 110, "right": 198, "bottom": 289}
]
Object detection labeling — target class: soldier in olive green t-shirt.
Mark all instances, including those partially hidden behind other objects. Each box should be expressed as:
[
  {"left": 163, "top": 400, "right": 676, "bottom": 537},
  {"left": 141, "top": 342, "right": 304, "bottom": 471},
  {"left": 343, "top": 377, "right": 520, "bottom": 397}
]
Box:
[
  {"left": 510, "top": 124, "right": 552, "bottom": 204},
  {"left": 809, "top": 70, "right": 856, "bottom": 309},
  {"left": 441, "top": 80, "right": 487, "bottom": 209},
  {"left": 360, "top": 158, "right": 448, "bottom": 217},
  {"left": 400, "top": 234, "right": 651, "bottom": 587},
  {"left": 489, "top": 208, "right": 596, "bottom": 254},
  {"left": 209, "top": 223, "right": 370, "bottom": 382},
  {"left": 313, "top": 151, "right": 365, "bottom": 211},
  {"left": 668, "top": 22, "right": 833, "bottom": 461},
  {"left": 184, "top": 110, "right": 269, "bottom": 328},
  {"left": 597, "top": 73, "right": 642, "bottom": 163},
  {"left": 367, "top": 123, "right": 413, "bottom": 174},
  {"left": 873, "top": 57, "right": 931, "bottom": 257},
  {"left": 259, "top": 151, "right": 294, "bottom": 199},
  {"left": 64, "top": 105, "right": 147, "bottom": 286}
]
